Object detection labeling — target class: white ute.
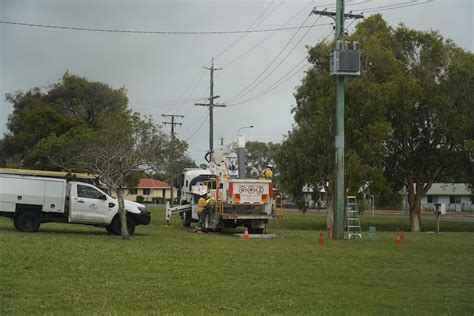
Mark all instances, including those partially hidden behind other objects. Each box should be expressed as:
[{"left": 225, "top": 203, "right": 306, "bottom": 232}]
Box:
[{"left": 0, "top": 174, "right": 151, "bottom": 235}]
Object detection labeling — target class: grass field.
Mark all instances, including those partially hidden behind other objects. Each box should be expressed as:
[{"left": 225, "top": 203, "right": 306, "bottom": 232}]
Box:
[{"left": 0, "top": 209, "right": 473, "bottom": 315}]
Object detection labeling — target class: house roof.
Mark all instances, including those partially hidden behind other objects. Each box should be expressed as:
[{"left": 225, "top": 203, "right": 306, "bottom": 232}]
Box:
[
  {"left": 137, "top": 178, "right": 171, "bottom": 189},
  {"left": 426, "top": 183, "right": 472, "bottom": 196}
]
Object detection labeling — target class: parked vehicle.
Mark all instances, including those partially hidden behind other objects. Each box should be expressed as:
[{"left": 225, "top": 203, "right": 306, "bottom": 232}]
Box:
[
  {"left": 282, "top": 200, "right": 298, "bottom": 209},
  {"left": 0, "top": 173, "right": 150, "bottom": 235}
]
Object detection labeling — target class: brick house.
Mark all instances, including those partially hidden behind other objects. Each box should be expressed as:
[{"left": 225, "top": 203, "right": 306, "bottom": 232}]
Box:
[{"left": 124, "top": 178, "right": 177, "bottom": 203}]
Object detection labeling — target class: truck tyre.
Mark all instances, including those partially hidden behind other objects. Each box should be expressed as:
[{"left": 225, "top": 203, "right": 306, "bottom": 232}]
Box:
[
  {"left": 111, "top": 216, "right": 136, "bottom": 236},
  {"left": 15, "top": 211, "right": 41, "bottom": 232},
  {"left": 182, "top": 210, "right": 192, "bottom": 227}
]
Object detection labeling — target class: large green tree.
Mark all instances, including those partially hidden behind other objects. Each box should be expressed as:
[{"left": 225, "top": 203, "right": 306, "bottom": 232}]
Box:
[
  {"left": 245, "top": 141, "right": 279, "bottom": 178},
  {"left": 278, "top": 15, "right": 473, "bottom": 232},
  {"left": 1, "top": 72, "right": 128, "bottom": 168},
  {"left": 355, "top": 18, "right": 474, "bottom": 231},
  {"left": 151, "top": 138, "right": 196, "bottom": 205}
]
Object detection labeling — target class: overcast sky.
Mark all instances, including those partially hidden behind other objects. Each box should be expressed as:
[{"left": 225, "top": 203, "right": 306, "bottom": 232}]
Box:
[{"left": 1, "top": 0, "right": 472, "bottom": 166}]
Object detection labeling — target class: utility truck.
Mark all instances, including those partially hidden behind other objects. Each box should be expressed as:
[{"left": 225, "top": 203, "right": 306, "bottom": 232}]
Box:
[
  {"left": 0, "top": 173, "right": 150, "bottom": 235},
  {"left": 166, "top": 136, "right": 279, "bottom": 234}
]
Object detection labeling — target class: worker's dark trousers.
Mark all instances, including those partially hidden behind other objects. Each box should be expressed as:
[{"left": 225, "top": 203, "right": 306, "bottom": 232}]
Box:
[
  {"left": 201, "top": 207, "right": 210, "bottom": 228},
  {"left": 197, "top": 212, "right": 204, "bottom": 227}
]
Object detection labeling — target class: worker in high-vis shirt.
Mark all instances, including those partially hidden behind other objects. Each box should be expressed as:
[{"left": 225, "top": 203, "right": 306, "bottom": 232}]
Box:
[
  {"left": 195, "top": 193, "right": 207, "bottom": 231},
  {"left": 259, "top": 164, "right": 273, "bottom": 180},
  {"left": 202, "top": 196, "right": 216, "bottom": 232}
]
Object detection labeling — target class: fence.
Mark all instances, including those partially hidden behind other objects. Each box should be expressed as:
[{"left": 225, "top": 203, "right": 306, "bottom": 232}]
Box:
[{"left": 422, "top": 203, "right": 474, "bottom": 212}]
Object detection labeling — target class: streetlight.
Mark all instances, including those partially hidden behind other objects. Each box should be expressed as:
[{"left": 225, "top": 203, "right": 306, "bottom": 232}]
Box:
[{"left": 236, "top": 125, "right": 254, "bottom": 139}]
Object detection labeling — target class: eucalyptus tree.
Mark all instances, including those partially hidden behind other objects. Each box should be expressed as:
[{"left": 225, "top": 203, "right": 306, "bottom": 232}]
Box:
[{"left": 278, "top": 14, "right": 473, "bottom": 232}]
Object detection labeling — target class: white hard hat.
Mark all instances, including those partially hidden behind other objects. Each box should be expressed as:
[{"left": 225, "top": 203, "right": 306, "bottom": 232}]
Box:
[{"left": 267, "top": 164, "right": 273, "bottom": 168}]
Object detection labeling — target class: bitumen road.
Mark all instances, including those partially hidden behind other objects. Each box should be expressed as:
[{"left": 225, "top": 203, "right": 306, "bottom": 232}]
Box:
[{"left": 282, "top": 208, "right": 474, "bottom": 221}]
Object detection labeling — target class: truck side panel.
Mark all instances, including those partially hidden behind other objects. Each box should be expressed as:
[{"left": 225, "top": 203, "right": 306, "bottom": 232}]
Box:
[
  {"left": 43, "top": 179, "right": 65, "bottom": 213},
  {"left": 0, "top": 175, "right": 65, "bottom": 214},
  {"left": 0, "top": 202, "right": 15, "bottom": 212}
]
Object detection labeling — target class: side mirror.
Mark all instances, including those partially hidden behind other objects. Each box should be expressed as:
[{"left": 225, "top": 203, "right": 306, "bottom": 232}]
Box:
[{"left": 100, "top": 194, "right": 107, "bottom": 200}]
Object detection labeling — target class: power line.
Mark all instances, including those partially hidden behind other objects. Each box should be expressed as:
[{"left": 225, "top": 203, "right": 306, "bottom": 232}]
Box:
[
  {"left": 319, "top": 0, "right": 372, "bottom": 9},
  {"left": 214, "top": 0, "right": 278, "bottom": 58},
  {"left": 0, "top": 20, "right": 333, "bottom": 35},
  {"left": 225, "top": 11, "right": 314, "bottom": 104},
  {"left": 226, "top": 13, "right": 323, "bottom": 104},
  {"left": 228, "top": 60, "right": 309, "bottom": 107},
  {"left": 222, "top": 0, "right": 317, "bottom": 68},
  {"left": 355, "top": 0, "right": 433, "bottom": 13},
  {"left": 185, "top": 115, "right": 208, "bottom": 142},
  {"left": 227, "top": 29, "right": 334, "bottom": 107},
  {"left": 130, "top": 97, "right": 208, "bottom": 111},
  {"left": 173, "top": 69, "right": 207, "bottom": 114}
]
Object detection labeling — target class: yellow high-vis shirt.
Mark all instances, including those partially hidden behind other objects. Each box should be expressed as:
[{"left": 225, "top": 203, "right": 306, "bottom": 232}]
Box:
[
  {"left": 259, "top": 168, "right": 273, "bottom": 180},
  {"left": 197, "top": 197, "right": 207, "bottom": 213}
]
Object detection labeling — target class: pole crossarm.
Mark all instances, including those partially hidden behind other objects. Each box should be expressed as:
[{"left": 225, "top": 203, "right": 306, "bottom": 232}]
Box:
[
  {"left": 163, "top": 122, "right": 182, "bottom": 126},
  {"left": 162, "top": 114, "right": 184, "bottom": 118},
  {"left": 311, "top": 9, "right": 364, "bottom": 20},
  {"left": 161, "top": 114, "right": 184, "bottom": 139},
  {"left": 194, "top": 103, "right": 226, "bottom": 108}
]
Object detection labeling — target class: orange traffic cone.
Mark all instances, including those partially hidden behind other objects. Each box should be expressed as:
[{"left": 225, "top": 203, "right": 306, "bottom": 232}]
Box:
[
  {"left": 395, "top": 231, "right": 401, "bottom": 245},
  {"left": 319, "top": 232, "right": 325, "bottom": 245},
  {"left": 243, "top": 227, "right": 250, "bottom": 239}
]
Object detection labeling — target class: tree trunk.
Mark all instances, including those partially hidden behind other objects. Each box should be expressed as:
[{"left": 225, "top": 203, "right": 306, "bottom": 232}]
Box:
[
  {"left": 117, "top": 188, "right": 129, "bottom": 240},
  {"left": 409, "top": 207, "right": 421, "bottom": 232},
  {"left": 326, "top": 192, "right": 334, "bottom": 232},
  {"left": 170, "top": 176, "right": 174, "bottom": 207},
  {"left": 406, "top": 175, "right": 422, "bottom": 232}
]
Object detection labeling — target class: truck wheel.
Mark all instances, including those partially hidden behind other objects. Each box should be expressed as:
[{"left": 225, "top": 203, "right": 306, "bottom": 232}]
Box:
[
  {"left": 126, "top": 218, "right": 136, "bottom": 236},
  {"left": 15, "top": 211, "right": 41, "bottom": 232},
  {"left": 182, "top": 210, "right": 192, "bottom": 227},
  {"left": 105, "top": 225, "right": 113, "bottom": 234},
  {"left": 111, "top": 216, "right": 136, "bottom": 236}
]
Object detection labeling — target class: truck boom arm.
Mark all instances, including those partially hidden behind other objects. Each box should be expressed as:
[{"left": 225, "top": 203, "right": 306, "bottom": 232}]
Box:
[{"left": 165, "top": 202, "right": 192, "bottom": 224}]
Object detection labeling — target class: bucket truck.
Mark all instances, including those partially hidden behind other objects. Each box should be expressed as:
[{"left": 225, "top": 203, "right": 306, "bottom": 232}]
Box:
[{"left": 166, "top": 136, "right": 277, "bottom": 234}]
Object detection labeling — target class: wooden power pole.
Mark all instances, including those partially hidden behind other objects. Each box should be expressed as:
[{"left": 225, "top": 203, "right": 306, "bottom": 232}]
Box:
[
  {"left": 195, "top": 58, "right": 226, "bottom": 153},
  {"left": 162, "top": 114, "right": 184, "bottom": 207}
]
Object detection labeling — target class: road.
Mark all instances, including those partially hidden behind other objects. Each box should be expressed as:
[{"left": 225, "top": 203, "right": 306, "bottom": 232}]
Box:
[{"left": 282, "top": 208, "right": 474, "bottom": 221}]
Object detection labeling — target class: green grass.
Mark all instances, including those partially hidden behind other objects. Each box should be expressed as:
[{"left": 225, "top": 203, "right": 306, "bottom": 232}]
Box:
[{"left": 0, "top": 209, "right": 473, "bottom": 315}]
